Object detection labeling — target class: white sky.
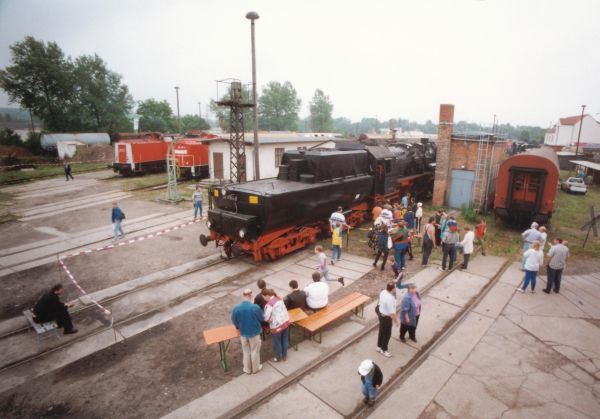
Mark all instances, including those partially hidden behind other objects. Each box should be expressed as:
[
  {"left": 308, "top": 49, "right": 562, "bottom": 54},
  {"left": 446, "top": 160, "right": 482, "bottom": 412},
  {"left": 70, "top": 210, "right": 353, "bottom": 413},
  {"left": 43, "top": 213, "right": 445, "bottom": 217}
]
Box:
[{"left": 0, "top": 0, "right": 598, "bottom": 127}]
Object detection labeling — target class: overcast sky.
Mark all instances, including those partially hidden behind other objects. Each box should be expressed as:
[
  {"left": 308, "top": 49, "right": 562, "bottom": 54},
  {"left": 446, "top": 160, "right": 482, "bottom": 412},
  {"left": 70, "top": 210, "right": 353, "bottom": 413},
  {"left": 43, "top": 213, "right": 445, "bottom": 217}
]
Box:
[{"left": 0, "top": 0, "right": 598, "bottom": 127}]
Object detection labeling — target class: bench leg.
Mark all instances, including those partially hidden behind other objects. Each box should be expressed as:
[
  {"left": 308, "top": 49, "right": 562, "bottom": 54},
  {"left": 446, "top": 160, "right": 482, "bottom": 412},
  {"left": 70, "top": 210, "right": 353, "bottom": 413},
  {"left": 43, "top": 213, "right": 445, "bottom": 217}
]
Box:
[
  {"left": 312, "top": 328, "right": 322, "bottom": 344},
  {"left": 353, "top": 304, "right": 365, "bottom": 319},
  {"left": 289, "top": 325, "right": 301, "bottom": 351},
  {"left": 219, "top": 340, "right": 230, "bottom": 372}
]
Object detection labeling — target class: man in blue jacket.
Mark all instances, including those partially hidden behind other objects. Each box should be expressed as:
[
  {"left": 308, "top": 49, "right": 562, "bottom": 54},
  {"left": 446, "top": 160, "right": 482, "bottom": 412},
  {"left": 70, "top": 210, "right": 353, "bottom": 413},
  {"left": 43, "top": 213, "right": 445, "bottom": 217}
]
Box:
[
  {"left": 231, "top": 289, "right": 264, "bottom": 374},
  {"left": 111, "top": 202, "right": 126, "bottom": 242}
]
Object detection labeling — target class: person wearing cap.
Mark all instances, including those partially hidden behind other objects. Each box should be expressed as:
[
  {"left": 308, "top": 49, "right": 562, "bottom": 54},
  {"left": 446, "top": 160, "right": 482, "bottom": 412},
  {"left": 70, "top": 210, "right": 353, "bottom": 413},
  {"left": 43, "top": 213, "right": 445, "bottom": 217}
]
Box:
[
  {"left": 415, "top": 202, "right": 423, "bottom": 233},
  {"left": 231, "top": 289, "right": 264, "bottom": 374},
  {"left": 400, "top": 283, "right": 421, "bottom": 343},
  {"left": 329, "top": 206, "right": 347, "bottom": 231},
  {"left": 376, "top": 281, "right": 399, "bottom": 357},
  {"left": 358, "top": 359, "right": 383, "bottom": 407},
  {"left": 379, "top": 205, "right": 393, "bottom": 227}
]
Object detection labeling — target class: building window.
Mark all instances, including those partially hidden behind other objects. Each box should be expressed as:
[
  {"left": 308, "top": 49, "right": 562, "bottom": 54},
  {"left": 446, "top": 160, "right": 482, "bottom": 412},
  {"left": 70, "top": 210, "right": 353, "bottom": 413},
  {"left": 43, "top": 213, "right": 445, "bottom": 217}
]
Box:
[{"left": 274, "top": 147, "right": 285, "bottom": 167}]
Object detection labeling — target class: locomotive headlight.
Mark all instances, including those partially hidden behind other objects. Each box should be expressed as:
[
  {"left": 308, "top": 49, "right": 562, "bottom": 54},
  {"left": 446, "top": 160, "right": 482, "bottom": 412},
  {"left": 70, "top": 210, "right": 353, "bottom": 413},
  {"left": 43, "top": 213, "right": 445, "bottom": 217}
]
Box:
[
  {"left": 239, "top": 228, "right": 246, "bottom": 238},
  {"left": 206, "top": 221, "right": 212, "bottom": 229}
]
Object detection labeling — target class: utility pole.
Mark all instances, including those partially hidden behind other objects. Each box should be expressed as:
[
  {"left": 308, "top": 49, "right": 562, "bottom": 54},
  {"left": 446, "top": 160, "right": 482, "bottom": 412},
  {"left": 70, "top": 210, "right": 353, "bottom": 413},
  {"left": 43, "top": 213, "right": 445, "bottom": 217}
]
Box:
[
  {"left": 575, "top": 104, "right": 586, "bottom": 156},
  {"left": 246, "top": 11, "right": 260, "bottom": 180},
  {"left": 174, "top": 86, "right": 181, "bottom": 134},
  {"left": 492, "top": 114, "right": 497, "bottom": 134},
  {"left": 198, "top": 102, "right": 202, "bottom": 125}
]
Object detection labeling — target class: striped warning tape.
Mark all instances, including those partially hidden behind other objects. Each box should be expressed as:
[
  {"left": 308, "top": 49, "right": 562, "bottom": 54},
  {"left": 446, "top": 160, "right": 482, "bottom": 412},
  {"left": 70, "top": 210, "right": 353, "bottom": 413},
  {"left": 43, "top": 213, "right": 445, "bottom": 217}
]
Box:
[
  {"left": 59, "top": 217, "right": 204, "bottom": 260},
  {"left": 57, "top": 216, "right": 205, "bottom": 318},
  {"left": 58, "top": 258, "right": 113, "bottom": 321}
]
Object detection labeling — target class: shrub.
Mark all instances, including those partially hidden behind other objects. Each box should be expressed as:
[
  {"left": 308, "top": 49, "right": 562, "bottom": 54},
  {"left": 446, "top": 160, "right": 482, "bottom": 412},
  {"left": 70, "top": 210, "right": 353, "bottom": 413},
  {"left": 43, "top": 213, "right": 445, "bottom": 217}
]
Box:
[
  {"left": 0, "top": 128, "right": 23, "bottom": 146},
  {"left": 461, "top": 204, "right": 479, "bottom": 223}
]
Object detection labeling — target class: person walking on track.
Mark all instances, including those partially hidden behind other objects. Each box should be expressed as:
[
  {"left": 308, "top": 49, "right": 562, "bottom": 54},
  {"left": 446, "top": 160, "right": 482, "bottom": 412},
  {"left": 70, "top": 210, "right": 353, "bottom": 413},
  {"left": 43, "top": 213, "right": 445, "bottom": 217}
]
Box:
[
  {"left": 111, "top": 202, "right": 126, "bottom": 242},
  {"left": 358, "top": 360, "right": 383, "bottom": 407},
  {"left": 231, "top": 289, "right": 264, "bottom": 374},
  {"left": 314, "top": 245, "right": 344, "bottom": 286},
  {"left": 193, "top": 185, "right": 203, "bottom": 220},
  {"left": 372, "top": 225, "right": 390, "bottom": 271},
  {"left": 64, "top": 163, "right": 74, "bottom": 181}
]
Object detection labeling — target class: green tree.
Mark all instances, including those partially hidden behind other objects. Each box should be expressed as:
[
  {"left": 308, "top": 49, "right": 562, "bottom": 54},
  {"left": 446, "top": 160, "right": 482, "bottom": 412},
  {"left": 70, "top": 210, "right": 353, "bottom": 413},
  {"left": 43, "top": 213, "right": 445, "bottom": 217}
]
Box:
[
  {"left": 0, "top": 128, "right": 23, "bottom": 146},
  {"left": 309, "top": 89, "right": 334, "bottom": 132},
  {"left": 519, "top": 130, "right": 530, "bottom": 142},
  {"left": 0, "top": 36, "right": 75, "bottom": 131},
  {"left": 137, "top": 99, "right": 177, "bottom": 132},
  {"left": 73, "top": 54, "right": 133, "bottom": 132},
  {"left": 209, "top": 84, "right": 253, "bottom": 133},
  {"left": 258, "top": 81, "right": 301, "bottom": 131},
  {"left": 181, "top": 114, "right": 210, "bottom": 132}
]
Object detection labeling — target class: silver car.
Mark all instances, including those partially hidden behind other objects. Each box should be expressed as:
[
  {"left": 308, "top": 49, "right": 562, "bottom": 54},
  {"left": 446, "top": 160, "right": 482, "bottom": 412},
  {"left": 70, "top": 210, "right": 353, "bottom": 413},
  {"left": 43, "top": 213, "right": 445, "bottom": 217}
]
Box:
[{"left": 561, "top": 177, "right": 587, "bottom": 194}]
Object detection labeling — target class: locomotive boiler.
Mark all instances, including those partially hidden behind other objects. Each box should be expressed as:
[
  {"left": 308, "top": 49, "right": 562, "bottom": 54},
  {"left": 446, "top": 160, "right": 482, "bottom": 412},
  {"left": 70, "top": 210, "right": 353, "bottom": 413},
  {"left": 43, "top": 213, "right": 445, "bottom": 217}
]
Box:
[{"left": 200, "top": 141, "right": 436, "bottom": 262}]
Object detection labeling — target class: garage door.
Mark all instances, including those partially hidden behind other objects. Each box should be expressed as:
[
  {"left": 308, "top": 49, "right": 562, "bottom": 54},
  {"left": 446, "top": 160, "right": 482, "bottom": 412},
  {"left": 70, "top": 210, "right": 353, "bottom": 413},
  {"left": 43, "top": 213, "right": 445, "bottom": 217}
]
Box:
[{"left": 449, "top": 170, "right": 474, "bottom": 208}]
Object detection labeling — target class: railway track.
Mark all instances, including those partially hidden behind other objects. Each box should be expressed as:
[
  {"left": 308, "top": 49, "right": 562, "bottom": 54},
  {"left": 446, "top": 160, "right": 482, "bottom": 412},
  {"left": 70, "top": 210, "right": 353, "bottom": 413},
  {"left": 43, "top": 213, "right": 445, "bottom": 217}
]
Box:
[
  {"left": 220, "top": 256, "right": 512, "bottom": 419},
  {"left": 0, "top": 252, "right": 258, "bottom": 373}
]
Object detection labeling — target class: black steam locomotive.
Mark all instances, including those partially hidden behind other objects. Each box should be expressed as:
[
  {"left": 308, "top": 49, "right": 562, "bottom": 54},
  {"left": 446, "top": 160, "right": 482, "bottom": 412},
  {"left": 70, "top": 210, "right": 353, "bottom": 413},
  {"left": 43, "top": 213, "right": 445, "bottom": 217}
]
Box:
[{"left": 200, "top": 140, "right": 436, "bottom": 262}]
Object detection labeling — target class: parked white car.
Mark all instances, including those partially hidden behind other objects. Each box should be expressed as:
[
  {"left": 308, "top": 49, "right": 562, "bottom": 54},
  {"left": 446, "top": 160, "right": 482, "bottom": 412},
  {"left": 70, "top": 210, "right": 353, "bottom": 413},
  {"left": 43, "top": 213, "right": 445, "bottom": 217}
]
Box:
[{"left": 561, "top": 177, "right": 587, "bottom": 194}]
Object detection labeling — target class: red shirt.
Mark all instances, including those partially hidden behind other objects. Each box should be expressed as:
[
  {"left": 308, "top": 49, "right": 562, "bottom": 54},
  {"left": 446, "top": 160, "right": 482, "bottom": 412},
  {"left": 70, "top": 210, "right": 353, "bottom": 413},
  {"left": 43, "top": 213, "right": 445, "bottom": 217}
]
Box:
[{"left": 475, "top": 223, "right": 487, "bottom": 239}]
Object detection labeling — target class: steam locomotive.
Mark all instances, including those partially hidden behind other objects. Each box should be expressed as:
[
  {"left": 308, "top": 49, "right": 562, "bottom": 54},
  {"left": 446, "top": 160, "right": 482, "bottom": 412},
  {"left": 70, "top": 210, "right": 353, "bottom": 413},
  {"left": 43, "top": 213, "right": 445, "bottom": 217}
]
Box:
[{"left": 200, "top": 140, "right": 436, "bottom": 262}]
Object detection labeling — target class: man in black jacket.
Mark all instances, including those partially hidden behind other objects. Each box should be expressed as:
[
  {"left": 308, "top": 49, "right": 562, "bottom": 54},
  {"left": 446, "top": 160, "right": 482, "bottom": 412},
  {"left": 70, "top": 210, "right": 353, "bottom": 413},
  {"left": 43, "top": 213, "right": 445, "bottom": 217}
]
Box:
[
  {"left": 33, "top": 284, "right": 78, "bottom": 334},
  {"left": 358, "top": 359, "right": 383, "bottom": 406},
  {"left": 284, "top": 280, "right": 307, "bottom": 310}
]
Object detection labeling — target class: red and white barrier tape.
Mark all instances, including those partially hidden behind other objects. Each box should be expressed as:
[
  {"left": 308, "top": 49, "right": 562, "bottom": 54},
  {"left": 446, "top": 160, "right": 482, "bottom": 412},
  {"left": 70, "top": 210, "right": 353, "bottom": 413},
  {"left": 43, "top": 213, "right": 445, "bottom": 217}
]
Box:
[
  {"left": 58, "top": 258, "right": 113, "bottom": 320},
  {"left": 59, "top": 218, "right": 203, "bottom": 260},
  {"left": 57, "top": 216, "right": 204, "bottom": 318}
]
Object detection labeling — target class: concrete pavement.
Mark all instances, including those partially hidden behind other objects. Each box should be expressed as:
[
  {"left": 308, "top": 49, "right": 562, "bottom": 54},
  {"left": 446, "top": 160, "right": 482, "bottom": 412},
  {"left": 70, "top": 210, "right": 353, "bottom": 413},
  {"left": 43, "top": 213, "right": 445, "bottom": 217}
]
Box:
[{"left": 371, "top": 266, "right": 600, "bottom": 419}]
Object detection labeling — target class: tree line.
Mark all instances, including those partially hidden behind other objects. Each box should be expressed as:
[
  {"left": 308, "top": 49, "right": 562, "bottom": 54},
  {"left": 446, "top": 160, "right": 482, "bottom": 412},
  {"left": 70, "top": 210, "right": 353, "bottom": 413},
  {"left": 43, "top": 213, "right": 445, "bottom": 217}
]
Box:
[{"left": 0, "top": 37, "right": 545, "bottom": 144}]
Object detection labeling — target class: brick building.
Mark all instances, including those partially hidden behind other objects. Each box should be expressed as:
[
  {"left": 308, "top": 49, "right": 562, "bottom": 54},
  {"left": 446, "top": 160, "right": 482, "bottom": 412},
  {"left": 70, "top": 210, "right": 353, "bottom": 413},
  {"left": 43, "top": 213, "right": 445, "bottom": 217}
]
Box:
[{"left": 432, "top": 104, "right": 506, "bottom": 210}]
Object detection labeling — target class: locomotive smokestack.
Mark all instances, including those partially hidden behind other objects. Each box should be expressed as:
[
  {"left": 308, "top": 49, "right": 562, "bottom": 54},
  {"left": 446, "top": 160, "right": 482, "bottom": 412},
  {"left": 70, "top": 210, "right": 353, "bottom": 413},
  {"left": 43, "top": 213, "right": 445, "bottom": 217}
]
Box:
[{"left": 432, "top": 104, "right": 454, "bottom": 206}]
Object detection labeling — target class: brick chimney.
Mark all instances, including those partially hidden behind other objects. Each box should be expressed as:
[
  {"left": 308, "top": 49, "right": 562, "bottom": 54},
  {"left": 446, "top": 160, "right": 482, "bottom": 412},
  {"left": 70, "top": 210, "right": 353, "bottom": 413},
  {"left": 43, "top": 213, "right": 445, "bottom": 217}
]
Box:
[{"left": 432, "top": 104, "right": 454, "bottom": 207}]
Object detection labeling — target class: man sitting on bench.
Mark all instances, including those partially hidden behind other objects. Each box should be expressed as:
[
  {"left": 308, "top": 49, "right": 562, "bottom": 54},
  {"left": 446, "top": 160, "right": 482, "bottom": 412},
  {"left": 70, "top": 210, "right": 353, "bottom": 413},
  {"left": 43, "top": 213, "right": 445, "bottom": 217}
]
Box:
[
  {"left": 33, "top": 284, "right": 78, "bottom": 335},
  {"left": 304, "top": 272, "right": 329, "bottom": 311}
]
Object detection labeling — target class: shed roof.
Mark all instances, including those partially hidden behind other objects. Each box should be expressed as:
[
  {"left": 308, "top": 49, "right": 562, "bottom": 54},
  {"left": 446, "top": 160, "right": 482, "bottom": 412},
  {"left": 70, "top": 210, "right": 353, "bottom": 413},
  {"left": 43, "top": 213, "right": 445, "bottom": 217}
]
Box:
[{"left": 570, "top": 160, "right": 600, "bottom": 171}]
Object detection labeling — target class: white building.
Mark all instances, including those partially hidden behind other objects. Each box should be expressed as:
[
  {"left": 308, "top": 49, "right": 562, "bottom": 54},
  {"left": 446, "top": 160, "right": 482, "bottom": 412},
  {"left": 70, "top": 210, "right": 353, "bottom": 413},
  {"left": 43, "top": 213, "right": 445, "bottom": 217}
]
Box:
[
  {"left": 544, "top": 114, "right": 600, "bottom": 148},
  {"left": 207, "top": 132, "right": 339, "bottom": 181}
]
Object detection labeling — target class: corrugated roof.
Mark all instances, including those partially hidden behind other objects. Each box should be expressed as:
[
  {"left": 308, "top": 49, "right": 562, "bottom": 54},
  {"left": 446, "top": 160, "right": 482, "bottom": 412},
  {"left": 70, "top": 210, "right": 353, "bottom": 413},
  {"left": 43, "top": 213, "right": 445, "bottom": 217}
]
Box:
[
  {"left": 570, "top": 160, "right": 600, "bottom": 171},
  {"left": 211, "top": 132, "right": 340, "bottom": 145}
]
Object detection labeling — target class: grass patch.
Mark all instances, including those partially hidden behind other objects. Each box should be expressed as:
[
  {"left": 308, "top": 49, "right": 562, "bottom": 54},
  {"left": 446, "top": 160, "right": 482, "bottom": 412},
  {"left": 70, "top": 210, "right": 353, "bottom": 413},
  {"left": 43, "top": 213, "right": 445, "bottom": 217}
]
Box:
[{"left": 0, "top": 162, "right": 109, "bottom": 184}]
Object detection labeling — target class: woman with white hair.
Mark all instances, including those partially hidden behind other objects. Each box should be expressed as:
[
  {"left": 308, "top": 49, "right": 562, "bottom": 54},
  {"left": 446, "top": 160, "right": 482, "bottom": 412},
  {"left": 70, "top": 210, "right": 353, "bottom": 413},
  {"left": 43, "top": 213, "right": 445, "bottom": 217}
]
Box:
[{"left": 521, "top": 222, "right": 542, "bottom": 251}]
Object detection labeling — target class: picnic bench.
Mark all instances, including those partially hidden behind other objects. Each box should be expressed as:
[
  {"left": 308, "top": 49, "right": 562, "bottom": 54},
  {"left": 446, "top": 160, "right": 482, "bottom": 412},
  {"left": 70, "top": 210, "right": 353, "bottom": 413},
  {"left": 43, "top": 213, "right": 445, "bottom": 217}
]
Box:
[
  {"left": 203, "top": 307, "right": 308, "bottom": 372},
  {"left": 23, "top": 309, "right": 59, "bottom": 344},
  {"left": 297, "top": 292, "right": 370, "bottom": 344}
]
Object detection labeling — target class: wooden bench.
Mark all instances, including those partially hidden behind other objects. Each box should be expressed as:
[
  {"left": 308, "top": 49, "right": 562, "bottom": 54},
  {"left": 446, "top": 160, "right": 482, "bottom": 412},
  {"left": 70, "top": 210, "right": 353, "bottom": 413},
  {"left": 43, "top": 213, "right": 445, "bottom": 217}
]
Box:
[
  {"left": 297, "top": 292, "right": 371, "bottom": 344},
  {"left": 23, "top": 309, "right": 59, "bottom": 344},
  {"left": 203, "top": 307, "right": 308, "bottom": 372}
]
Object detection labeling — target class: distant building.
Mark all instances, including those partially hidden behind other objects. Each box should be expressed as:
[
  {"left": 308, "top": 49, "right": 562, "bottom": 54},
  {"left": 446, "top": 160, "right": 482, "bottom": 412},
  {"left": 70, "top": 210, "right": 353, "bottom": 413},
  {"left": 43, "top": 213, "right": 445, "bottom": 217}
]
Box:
[
  {"left": 41, "top": 133, "right": 110, "bottom": 150},
  {"left": 544, "top": 114, "right": 600, "bottom": 148},
  {"left": 207, "top": 132, "right": 340, "bottom": 181}
]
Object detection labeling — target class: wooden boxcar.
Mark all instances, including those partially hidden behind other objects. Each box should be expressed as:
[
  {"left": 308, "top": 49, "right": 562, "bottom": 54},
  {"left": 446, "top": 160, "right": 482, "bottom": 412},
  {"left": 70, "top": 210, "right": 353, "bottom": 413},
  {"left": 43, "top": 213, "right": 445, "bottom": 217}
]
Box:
[{"left": 494, "top": 146, "right": 559, "bottom": 224}]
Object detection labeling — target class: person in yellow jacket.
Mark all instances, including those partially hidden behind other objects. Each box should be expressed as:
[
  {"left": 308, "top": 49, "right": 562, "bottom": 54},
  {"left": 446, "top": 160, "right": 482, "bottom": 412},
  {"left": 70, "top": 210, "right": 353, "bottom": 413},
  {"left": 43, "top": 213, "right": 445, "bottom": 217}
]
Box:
[{"left": 331, "top": 221, "right": 343, "bottom": 264}]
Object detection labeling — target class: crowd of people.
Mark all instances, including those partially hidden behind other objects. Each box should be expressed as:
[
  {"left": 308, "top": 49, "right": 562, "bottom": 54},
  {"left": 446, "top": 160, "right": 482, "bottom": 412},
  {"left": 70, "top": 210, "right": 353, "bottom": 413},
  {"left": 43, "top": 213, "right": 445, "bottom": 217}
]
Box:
[{"left": 369, "top": 196, "right": 487, "bottom": 275}]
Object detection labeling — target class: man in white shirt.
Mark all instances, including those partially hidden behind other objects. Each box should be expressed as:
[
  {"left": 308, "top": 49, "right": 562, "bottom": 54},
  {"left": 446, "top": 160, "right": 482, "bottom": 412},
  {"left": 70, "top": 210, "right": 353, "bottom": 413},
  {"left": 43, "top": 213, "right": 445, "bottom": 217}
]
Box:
[
  {"left": 544, "top": 238, "right": 569, "bottom": 294},
  {"left": 329, "top": 207, "right": 346, "bottom": 230},
  {"left": 459, "top": 226, "right": 475, "bottom": 270},
  {"left": 376, "top": 282, "right": 399, "bottom": 358},
  {"left": 305, "top": 271, "right": 329, "bottom": 310}
]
